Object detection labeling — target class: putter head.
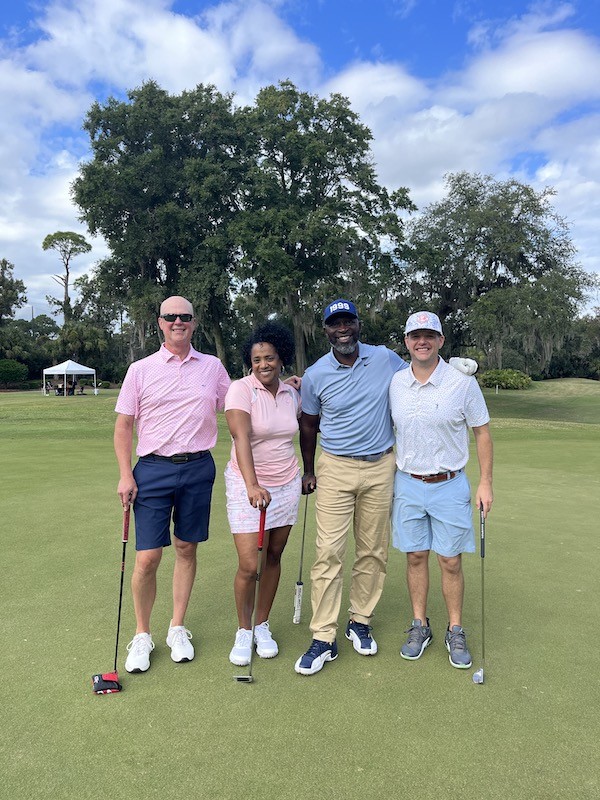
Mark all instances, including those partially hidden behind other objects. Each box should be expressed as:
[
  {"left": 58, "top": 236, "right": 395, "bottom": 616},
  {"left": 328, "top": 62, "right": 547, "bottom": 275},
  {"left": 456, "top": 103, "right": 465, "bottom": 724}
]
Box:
[
  {"left": 472, "top": 668, "right": 484, "bottom": 685},
  {"left": 92, "top": 671, "right": 122, "bottom": 694},
  {"left": 233, "top": 675, "right": 254, "bottom": 683}
]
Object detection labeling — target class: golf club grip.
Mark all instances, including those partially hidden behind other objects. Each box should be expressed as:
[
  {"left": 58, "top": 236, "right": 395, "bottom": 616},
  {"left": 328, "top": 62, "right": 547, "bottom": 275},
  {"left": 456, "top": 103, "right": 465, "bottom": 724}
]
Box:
[
  {"left": 293, "top": 582, "right": 303, "bottom": 624},
  {"left": 122, "top": 506, "right": 130, "bottom": 543},
  {"left": 479, "top": 506, "right": 485, "bottom": 558},
  {"left": 258, "top": 506, "right": 266, "bottom": 549}
]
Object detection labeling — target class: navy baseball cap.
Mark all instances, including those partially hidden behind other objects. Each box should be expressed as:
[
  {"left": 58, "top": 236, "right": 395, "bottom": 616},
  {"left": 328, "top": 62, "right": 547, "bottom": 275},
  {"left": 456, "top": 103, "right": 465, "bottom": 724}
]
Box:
[{"left": 323, "top": 299, "right": 358, "bottom": 324}]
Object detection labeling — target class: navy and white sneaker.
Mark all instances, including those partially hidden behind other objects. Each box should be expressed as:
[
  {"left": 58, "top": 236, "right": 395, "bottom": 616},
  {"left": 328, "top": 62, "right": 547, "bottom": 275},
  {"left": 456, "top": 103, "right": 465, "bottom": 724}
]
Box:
[
  {"left": 445, "top": 625, "right": 472, "bottom": 669},
  {"left": 401, "top": 618, "right": 432, "bottom": 660},
  {"left": 345, "top": 620, "right": 378, "bottom": 655},
  {"left": 294, "top": 639, "right": 338, "bottom": 675}
]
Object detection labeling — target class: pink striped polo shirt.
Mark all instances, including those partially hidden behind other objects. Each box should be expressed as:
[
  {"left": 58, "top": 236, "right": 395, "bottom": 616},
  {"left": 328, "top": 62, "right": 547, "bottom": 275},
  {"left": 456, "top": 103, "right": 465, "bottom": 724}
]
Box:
[
  {"left": 115, "top": 344, "right": 231, "bottom": 456},
  {"left": 224, "top": 374, "right": 301, "bottom": 485}
]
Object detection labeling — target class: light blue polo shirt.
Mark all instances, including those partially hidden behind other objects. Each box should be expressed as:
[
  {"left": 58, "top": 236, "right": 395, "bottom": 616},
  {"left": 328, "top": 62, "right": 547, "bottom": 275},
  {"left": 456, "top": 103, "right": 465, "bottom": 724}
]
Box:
[{"left": 301, "top": 342, "right": 409, "bottom": 456}]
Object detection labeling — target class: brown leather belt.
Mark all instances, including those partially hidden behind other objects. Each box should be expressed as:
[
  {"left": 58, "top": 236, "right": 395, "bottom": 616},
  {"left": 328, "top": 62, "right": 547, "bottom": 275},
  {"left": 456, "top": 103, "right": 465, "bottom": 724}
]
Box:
[{"left": 410, "top": 470, "right": 460, "bottom": 484}]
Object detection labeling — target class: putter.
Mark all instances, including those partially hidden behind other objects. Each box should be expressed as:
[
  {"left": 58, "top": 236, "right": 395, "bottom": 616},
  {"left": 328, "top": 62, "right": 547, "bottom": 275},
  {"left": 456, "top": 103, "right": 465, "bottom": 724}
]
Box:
[
  {"left": 473, "top": 503, "right": 486, "bottom": 685},
  {"left": 91, "top": 506, "right": 130, "bottom": 694},
  {"left": 293, "top": 494, "right": 309, "bottom": 624},
  {"left": 234, "top": 504, "right": 266, "bottom": 683}
]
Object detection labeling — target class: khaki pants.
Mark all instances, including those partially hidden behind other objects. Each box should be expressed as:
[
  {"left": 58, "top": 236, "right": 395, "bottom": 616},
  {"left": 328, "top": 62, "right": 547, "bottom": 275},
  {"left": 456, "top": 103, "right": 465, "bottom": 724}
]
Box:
[{"left": 310, "top": 450, "right": 396, "bottom": 641}]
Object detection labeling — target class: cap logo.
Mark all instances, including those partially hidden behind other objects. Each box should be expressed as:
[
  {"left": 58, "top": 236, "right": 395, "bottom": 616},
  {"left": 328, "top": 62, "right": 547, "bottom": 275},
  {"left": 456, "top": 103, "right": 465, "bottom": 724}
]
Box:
[
  {"left": 404, "top": 309, "right": 442, "bottom": 335},
  {"left": 328, "top": 302, "right": 351, "bottom": 314}
]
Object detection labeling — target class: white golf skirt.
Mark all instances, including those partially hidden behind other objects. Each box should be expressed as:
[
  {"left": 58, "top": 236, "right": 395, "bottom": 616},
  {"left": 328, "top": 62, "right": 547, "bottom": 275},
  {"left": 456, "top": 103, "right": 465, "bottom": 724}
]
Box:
[{"left": 224, "top": 464, "right": 302, "bottom": 533}]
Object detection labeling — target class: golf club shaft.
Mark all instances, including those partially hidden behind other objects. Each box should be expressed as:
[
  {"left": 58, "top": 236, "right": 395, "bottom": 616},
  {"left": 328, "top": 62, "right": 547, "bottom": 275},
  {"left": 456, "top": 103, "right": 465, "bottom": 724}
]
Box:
[
  {"left": 297, "top": 493, "right": 308, "bottom": 581},
  {"left": 293, "top": 494, "right": 309, "bottom": 624},
  {"left": 479, "top": 504, "right": 485, "bottom": 667},
  {"left": 113, "top": 506, "right": 130, "bottom": 673},
  {"left": 247, "top": 506, "right": 267, "bottom": 679}
]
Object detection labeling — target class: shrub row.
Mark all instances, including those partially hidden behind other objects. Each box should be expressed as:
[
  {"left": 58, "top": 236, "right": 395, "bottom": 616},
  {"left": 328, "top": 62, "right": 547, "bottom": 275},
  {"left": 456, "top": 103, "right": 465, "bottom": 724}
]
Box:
[{"left": 478, "top": 369, "right": 532, "bottom": 390}]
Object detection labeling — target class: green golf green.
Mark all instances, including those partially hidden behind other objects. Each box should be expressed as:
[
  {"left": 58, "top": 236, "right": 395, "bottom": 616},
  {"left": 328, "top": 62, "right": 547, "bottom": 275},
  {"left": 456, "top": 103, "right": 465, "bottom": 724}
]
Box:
[{"left": 0, "top": 379, "right": 598, "bottom": 799}]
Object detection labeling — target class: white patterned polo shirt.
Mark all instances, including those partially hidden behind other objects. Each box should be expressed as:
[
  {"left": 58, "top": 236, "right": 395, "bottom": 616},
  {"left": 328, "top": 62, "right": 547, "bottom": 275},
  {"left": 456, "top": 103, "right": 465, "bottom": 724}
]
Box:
[{"left": 389, "top": 357, "right": 490, "bottom": 474}]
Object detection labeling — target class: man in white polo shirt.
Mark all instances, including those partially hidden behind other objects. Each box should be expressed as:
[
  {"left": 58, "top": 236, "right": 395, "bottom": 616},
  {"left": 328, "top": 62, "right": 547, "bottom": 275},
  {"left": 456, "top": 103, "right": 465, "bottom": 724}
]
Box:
[{"left": 389, "top": 311, "right": 493, "bottom": 669}]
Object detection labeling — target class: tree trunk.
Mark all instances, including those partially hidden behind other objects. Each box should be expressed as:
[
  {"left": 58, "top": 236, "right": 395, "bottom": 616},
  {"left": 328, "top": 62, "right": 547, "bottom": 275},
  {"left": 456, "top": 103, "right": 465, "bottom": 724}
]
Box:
[
  {"left": 131, "top": 320, "right": 147, "bottom": 361},
  {"left": 63, "top": 265, "right": 72, "bottom": 322},
  {"left": 286, "top": 291, "right": 308, "bottom": 374},
  {"left": 211, "top": 320, "right": 229, "bottom": 373}
]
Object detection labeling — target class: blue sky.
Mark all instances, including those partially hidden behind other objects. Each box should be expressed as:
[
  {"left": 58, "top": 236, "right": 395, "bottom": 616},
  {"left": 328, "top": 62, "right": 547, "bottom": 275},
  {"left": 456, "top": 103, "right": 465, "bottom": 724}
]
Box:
[{"left": 1, "top": 0, "right": 599, "bottom": 318}]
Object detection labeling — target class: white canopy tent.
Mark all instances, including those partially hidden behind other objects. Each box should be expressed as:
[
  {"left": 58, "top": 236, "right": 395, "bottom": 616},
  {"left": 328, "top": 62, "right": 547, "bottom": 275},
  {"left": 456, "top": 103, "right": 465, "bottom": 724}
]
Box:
[{"left": 42, "top": 359, "right": 98, "bottom": 396}]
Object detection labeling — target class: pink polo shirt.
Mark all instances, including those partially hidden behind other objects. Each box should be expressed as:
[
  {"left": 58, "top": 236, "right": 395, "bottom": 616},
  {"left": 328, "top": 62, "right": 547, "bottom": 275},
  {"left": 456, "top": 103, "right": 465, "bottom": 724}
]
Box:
[
  {"left": 224, "top": 374, "right": 301, "bottom": 485},
  {"left": 115, "top": 344, "right": 230, "bottom": 456}
]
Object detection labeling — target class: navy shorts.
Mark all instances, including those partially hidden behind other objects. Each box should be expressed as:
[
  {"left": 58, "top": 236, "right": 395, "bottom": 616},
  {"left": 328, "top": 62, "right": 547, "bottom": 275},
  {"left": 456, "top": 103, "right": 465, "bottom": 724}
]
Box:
[{"left": 132, "top": 453, "right": 216, "bottom": 551}]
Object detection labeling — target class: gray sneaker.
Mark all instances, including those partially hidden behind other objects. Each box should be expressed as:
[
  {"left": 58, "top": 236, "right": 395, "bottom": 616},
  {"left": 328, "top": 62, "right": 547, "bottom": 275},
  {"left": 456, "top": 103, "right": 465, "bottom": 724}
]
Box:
[
  {"left": 445, "top": 625, "right": 472, "bottom": 669},
  {"left": 400, "top": 618, "right": 432, "bottom": 660}
]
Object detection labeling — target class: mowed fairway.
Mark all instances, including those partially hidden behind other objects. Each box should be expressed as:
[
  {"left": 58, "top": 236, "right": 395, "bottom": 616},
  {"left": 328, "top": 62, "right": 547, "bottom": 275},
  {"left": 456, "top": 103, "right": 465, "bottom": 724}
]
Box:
[{"left": 1, "top": 379, "right": 598, "bottom": 800}]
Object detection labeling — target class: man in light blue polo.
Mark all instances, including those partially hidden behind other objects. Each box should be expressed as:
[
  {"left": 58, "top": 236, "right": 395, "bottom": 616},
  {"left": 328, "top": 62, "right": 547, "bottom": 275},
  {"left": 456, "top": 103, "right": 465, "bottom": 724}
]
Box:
[
  {"left": 294, "top": 300, "right": 478, "bottom": 675},
  {"left": 389, "top": 311, "right": 493, "bottom": 669}
]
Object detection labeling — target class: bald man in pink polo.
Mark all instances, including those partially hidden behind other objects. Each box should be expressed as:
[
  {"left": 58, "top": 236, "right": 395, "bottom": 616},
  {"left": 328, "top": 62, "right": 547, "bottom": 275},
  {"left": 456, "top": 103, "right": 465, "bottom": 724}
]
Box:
[{"left": 114, "top": 296, "right": 230, "bottom": 674}]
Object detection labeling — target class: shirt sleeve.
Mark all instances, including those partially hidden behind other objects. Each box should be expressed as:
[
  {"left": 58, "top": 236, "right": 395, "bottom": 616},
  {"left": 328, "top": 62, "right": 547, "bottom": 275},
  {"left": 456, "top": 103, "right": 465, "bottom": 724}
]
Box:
[
  {"left": 224, "top": 379, "right": 252, "bottom": 414},
  {"left": 216, "top": 362, "right": 231, "bottom": 412},
  {"left": 114, "top": 364, "right": 138, "bottom": 417},
  {"left": 464, "top": 379, "right": 490, "bottom": 428},
  {"left": 389, "top": 349, "right": 409, "bottom": 372},
  {"left": 299, "top": 372, "right": 320, "bottom": 416},
  {"left": 288, "top": 386, "right": 302, "bottom": 418}
]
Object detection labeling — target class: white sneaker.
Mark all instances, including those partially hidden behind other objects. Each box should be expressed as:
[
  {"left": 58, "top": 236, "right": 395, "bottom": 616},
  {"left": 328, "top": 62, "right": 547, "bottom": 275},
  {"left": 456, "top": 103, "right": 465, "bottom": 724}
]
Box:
[
  {"left": 125, "top": 632, "right": 155, "bottom": 673},
  {"left": 229, "top": 628, "right": 252, "bottom": 666},
  {"left": 166, "top": 625, "right": 194, "bottom": 663},
  {"left": 254, "top": 621, "right": 279, "bottom": 658}
]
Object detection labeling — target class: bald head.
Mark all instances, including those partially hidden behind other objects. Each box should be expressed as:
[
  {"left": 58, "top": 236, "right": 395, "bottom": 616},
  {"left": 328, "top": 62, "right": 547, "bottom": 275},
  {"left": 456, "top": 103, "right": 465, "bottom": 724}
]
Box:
[
  {"left": 158, "top": 296, "right": 197, "bottom": 356},
  {"left": 160, "top": 296, "right": 194, "bottom": 317}
]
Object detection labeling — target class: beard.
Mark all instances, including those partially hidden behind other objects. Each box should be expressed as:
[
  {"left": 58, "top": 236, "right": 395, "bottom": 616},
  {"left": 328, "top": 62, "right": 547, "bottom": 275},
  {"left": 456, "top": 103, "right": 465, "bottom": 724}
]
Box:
[{"left": 332, "top": 340, "right": 358, "bottom": 356}]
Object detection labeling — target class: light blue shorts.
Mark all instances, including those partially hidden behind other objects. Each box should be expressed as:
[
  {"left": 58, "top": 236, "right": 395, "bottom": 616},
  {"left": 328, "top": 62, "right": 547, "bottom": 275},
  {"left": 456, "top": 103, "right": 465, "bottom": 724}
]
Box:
[{"left": 391, "top": 470, "right": 475, "bottom": 557}]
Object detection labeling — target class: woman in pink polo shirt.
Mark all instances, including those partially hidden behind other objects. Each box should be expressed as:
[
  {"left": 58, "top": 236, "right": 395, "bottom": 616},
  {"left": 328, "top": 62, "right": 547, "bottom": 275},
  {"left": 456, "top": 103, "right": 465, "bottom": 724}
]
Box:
[{"left": 224, "top": 321, "right": 302, "bottom": 666}]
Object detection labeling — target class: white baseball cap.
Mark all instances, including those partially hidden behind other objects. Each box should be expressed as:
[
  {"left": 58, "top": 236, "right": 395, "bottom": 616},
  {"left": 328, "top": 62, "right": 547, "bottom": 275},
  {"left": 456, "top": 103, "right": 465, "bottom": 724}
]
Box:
[{"left": 405, "top": 311, "right": 443, "bottom": 335}]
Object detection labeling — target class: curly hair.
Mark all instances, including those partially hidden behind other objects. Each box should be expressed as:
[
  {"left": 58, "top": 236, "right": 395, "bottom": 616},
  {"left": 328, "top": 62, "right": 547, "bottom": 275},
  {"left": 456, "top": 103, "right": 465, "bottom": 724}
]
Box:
[{"left": 242, "top": 321, "right": 296, "bottom": 369}]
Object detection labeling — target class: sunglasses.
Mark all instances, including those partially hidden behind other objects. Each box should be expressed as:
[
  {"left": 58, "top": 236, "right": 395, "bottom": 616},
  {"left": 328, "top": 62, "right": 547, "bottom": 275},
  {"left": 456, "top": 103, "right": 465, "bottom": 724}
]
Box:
[{"left": 160, "top": 313, "right": 194, "bottom": 322}]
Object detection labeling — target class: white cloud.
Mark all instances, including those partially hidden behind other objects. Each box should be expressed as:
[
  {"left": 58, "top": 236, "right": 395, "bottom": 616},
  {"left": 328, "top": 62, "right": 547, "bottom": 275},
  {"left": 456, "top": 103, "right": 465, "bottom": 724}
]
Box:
[
  {"left": 456, "top": 29, "right": 600, "bottom": 105},
  {"left": 325, "top": 61, "right": 427, "bottom": 116},
  {"left": 1, "top": 0, "right": 599, "bottom": 319}
]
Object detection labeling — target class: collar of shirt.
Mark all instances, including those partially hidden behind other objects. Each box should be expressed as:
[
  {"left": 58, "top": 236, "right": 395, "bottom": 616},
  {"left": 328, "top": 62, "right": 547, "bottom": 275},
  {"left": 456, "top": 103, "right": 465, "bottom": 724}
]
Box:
[
  {"left": 247, "top": 371, "right": 289, "bottom": 396},
  {"left": 158, "top": 342, "right": 202, "bottom": 364},
  {"left": 407, "top": 356, "right": 448, "bottom": 386},
  {"left": 326, "top": 341, "right": 370, "bottom": 369}
]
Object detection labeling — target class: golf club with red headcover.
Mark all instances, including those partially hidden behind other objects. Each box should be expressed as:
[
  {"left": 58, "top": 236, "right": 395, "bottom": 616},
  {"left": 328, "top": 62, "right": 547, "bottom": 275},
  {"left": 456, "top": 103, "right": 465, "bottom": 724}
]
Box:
[
  {"left": 292, "top": 493, "right": 309, "bottom": 624},
  {"left": 234, "top": 504, "right": 266, "bottom": 683},
  {"left": 91, "top": 506, "right": 130, "bottom": 694},
  {"left": 473, "top": 503, "right": 486, "bottom": 685}
]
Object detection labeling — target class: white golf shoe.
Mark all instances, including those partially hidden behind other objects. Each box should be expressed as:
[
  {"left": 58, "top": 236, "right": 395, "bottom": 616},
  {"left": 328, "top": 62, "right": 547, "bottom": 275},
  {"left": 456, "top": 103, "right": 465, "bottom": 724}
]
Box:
[
  {"left": 229, "top": 628, "right": 252, "bottom": 666},
  {"left": 166, "top": 624, "right": 195, "bottom": 663},
  {"left": 125, "top": 632, "right": 155, "bottom": 673},
  {"left": 254, "top": 621, "right": 279, "bottom": 658}
]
